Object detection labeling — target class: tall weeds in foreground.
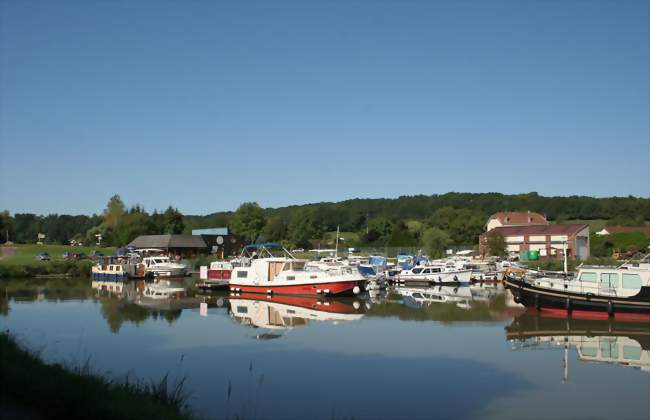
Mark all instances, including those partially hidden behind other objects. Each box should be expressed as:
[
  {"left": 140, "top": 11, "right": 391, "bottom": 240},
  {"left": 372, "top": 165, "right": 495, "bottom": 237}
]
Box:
[{"left": 0, "top": 331, "right": 195, "bottom": 420}]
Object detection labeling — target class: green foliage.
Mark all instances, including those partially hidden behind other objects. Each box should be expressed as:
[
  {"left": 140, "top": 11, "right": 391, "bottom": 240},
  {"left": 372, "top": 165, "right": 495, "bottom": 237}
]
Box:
[
  {"left": 426, "top": 207, "right": 484, "bottom": 246},
  {"left": 421, "top": 227, "right": 451, "bottom": 258},
  {"left": 162, "top": 207, "right": 185, "bottom": 234},
  {"left": 104, "top": 194, "right": 126, "bottom": 229},
  {"left": 485, "top": 233, "right": 507, "bottom": 257},
  {"left": 386, "top": 222, "right": 418, "bottom": 247},
  {"left": 262, "top": 215, "right": 288, "bottom": 242},
  {"left": 591, "top": 232, "right": 650, "bottom": 257},
  {"left": 230, "top": 202, "right": 266, "bottom": 243},
  {"left": 0, "top": 332, "right": 193, "bottom": 419},
  {"left": 287, "top": 208, "right": 325, "bottom": 248},
  {"left": 606, "top": 215, "right": 645, "bottom": 227}
]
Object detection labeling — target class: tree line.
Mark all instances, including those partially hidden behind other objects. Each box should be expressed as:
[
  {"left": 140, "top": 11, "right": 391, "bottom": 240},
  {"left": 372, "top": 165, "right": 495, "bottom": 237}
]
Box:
[
  {"left": 0, "top": 195, "right": 184, "bottom": 247},
  {"left": 1, "top": 192, "right": 649, "bottom": 256}
]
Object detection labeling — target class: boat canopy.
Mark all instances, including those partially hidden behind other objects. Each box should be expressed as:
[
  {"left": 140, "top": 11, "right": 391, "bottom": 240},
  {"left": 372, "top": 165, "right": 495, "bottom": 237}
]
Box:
[{"left": 244, "top": 243, "right": 282, "bottom": 249}]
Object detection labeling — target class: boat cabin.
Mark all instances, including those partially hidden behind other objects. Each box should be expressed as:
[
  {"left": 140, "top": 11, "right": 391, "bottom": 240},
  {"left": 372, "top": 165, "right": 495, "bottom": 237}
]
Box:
[{"left": 532, "top": 265, "right": 650, "bottom": 298}]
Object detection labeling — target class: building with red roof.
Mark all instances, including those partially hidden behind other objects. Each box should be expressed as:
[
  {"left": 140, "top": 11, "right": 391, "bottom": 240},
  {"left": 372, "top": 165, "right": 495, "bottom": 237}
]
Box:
[
  {"left": 479, "top": 223, "right": 590, "bottom": 260},
  {"left": 485, "top": 211, "right": 548, "bottom": 232}
]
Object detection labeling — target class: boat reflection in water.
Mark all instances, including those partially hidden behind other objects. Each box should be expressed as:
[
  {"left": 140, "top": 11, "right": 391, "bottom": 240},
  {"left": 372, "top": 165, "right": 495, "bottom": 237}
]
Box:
[
  {"left": 506, "top": 313, "right": 650, "bottom": 380},
  {"left": 396, "top": 283, "right": 509, "bottom": 310},
  {"left": 398, "top": 285, "right": 474, "bottom": 309},
  {"left": 228, "top": 293, "right": 365, "bottom": 339}
]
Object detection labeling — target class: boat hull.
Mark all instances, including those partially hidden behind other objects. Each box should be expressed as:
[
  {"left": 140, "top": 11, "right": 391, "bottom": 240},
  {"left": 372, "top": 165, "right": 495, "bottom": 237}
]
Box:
[
  {"left": 504, "top": 277, "right": 650, "bottom": 320},
  {"left": 229, "top": 280, "right": 365, "bottom": 297}
]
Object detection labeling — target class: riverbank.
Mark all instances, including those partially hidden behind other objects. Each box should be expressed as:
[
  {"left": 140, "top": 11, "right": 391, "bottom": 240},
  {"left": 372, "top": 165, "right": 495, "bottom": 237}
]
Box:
[
  {"left": 0, "top": 331, "right": 194, "bottom": 420},
  {"left": 0, "top": 244, "right": 115, "bottom": 279}
]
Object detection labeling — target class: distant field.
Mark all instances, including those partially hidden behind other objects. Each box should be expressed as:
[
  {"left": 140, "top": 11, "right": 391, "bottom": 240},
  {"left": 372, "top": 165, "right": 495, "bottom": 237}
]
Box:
[
  {"left": 559, "top": 219, "right": 650, "bottom": 232},
  {"left": 0, "top": 244, "right": 116, "bottom": 266}
]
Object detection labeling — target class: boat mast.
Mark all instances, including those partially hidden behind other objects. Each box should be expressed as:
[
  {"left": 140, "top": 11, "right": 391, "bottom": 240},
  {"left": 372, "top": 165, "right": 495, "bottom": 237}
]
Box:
[
  {"left": 563, "top": 241, "right": 568, "bottom": 276},
  {"left": 562, "top": 336, "right": 569, "bottom": 384},
  {"left": 335, "top": 225, "right": 340, "bottom": 258}
]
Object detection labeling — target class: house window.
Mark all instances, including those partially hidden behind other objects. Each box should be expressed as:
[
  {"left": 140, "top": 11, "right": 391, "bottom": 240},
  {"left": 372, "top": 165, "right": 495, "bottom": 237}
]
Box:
[
  {"left": 622, "top": 274, "right": 642, "bottom": 289},
  {"left": 600, "top": 273, "right": 618, "bottom": 288},
  {"left": 579, "top": 272, "right": 597, "bottom": 283},
  {"left": 237, "top": 271, "right": 247, "bottom": 278}
]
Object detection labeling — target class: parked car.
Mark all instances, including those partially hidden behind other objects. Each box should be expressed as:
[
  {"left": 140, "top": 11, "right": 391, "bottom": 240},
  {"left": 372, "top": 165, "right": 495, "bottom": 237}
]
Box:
[{"left": 35, "top": 253, "right": 50, "bottom": 261}]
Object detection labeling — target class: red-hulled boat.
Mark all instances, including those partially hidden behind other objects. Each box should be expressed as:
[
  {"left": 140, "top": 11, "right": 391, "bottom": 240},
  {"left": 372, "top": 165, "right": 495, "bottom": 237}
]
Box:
[{"left": 228, "top": 244, "right": 366, "bottom": 297}]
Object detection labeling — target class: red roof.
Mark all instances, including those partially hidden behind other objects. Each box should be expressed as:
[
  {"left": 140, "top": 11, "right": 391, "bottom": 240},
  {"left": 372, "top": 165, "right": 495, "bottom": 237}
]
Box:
[
  {"left": 483, "top": 224, "right": 589, "bottom": 237},
  {"left": 602, "top": 226, "right": 650, "bottom": 236},
  {"left": 489, "top": 211, "right": 548, "bottom": 226}
]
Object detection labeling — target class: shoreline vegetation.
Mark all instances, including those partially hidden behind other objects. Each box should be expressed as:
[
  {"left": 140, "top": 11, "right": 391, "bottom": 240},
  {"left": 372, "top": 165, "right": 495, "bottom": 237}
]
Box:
[
  {"left": 0, "top": 244, "right": 115, "bottom": 279},
  {"left": 0, "top": 331, "right": 194, "bottom": 420}
]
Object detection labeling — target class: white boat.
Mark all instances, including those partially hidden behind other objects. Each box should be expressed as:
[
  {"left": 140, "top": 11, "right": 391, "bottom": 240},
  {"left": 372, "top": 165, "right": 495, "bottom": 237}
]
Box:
[
  {"left": 229, "top": 244, "right": 366, "bottom": 296},
  {"left": 397, "top": 261, "right": 472, "bottom": 285},
  {"left": 305, "top": 256, "right": 347, "bottom": 272},
  {"left": 142, "top": 256, "right": 188, "bottom": 277}
]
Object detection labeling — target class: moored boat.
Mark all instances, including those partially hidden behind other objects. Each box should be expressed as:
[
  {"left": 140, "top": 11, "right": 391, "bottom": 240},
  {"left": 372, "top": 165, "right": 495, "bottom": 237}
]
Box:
[
  {"left": 91, "top": 256, "right": 146, "bottom": 281},
  {"left": 197, "top": 261, "right": 233, "bottom": 290},
  {"left": 504, "top": 262, "right": 650, "bottom": 320},
  {"left": 397, "top": 262, "right": 472, "bottom": 286},
  {"left": 228, "top": 244, "right": 366, "bottom": 297},
  {"left": 142, "top": 255, "right": 189, "bottom": 277}
]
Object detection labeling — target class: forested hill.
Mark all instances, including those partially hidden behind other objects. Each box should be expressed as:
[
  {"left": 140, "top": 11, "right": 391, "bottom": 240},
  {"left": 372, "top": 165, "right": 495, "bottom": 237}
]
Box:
[
  {"left": 3, "top": 192, "right": 649, "bottom": 249},
  {"left": 184, "top": 192, "right": 650, "bottom": 233}
]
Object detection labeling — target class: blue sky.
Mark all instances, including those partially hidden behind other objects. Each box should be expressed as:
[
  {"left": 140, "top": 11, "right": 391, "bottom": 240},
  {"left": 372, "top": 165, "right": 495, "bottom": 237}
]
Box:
[{"left": 1, "top": 0, "right": 648, "bottom": 215}]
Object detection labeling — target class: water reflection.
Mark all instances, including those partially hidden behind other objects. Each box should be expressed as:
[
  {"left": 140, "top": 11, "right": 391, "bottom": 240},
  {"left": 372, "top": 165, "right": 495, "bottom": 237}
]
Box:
[
  {"left": 506, "top": 313, "right": 650, "bottom": 379},
  {"left": 228, "top": 293, "right": 365, "bottom": 339},
  {"left": 91, "top": 278, "right": 196, "bottom": 332},
  {"left": 368, "top": 283, "right": 525, "bottom": 322},
  {"left": 3, "top": 277, "right": 649, "bottom": 419}
]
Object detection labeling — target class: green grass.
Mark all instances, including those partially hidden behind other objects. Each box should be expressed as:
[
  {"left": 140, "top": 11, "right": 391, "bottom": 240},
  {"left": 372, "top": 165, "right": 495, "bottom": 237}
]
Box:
[
  {"left": 0, "top": 244, "right": 116, "bottom": 279},
  {"left": 0, "top": 331, "right": 194, "bottom": 420},
  {"left": 0, "top": 244, "right": 116, "bottom": 266}
]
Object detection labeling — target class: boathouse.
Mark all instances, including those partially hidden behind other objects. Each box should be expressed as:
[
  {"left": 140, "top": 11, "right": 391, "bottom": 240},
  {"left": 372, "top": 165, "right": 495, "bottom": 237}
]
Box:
[{"left": 479, "top": 224, "right": 590, "bottom": 260}]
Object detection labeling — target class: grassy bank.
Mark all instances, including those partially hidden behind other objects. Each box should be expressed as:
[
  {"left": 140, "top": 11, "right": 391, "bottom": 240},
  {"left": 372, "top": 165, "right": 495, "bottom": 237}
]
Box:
[
  {"left": 0, "top": 332, "right": 194, "bottom": 420},
  {"left": 0, "top": 244, "right": 116, "bottom": 279}
]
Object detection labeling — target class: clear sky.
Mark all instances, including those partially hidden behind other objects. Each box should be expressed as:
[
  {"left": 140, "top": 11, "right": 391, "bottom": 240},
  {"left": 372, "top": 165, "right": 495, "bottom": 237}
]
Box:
[{"left": 1, "top": 0, "right": 648, "bottom": 216}]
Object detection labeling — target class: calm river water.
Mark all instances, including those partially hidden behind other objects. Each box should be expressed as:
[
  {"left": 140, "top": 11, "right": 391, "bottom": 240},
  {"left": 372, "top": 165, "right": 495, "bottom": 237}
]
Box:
[{"left": 1, "top": 277, "right": 648, "bottom": 420}]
